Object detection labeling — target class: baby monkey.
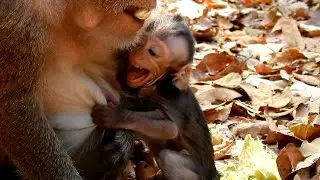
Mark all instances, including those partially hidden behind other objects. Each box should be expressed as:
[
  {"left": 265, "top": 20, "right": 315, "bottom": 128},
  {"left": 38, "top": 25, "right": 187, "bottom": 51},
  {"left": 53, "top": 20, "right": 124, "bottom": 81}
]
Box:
[{"left": 92, "top": 14, "right": 219, "bottom": 180}]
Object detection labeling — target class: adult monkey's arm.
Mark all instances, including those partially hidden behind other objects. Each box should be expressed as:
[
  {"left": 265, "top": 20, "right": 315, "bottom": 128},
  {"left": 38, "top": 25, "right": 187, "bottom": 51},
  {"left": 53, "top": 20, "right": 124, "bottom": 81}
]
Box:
[{"left": 0, "top": 2, "right": 82, "bottom": 179}]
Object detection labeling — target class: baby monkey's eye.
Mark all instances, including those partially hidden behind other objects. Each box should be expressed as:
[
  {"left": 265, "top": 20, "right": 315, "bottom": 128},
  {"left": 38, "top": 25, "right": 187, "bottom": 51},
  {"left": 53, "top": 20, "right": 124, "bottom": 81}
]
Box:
[
  {"left": 148, "top": 49, "right": 157, "bottom": 57},
  {"left": 147, "top": 46, "right": 161, "bottom": 57}
]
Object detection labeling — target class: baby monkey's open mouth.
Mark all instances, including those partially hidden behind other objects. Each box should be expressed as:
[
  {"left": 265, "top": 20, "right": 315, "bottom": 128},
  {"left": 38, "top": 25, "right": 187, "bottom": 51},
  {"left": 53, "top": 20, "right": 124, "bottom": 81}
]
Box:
[{"left": 127, "top": 65, "right": 151, "bottom": 87}]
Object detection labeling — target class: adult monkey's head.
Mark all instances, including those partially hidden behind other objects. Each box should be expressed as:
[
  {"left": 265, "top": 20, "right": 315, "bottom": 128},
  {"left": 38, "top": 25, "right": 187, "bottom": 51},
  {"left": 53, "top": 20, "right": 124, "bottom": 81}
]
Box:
[
  {"left": 99, "top": 0, "right": 157, "bottom": 48},
  {"left": 41, "top": 0, "right": 157, "bottom": 67},
  {"left": 75, "top": 0, "right": 156, "bottom": 46}
]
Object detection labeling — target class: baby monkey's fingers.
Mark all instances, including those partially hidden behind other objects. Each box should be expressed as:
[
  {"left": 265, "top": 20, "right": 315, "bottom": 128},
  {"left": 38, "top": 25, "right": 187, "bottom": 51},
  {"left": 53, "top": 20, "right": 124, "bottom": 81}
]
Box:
[{"left": 91, "top": 104, "right": 129, "bottom": 129}]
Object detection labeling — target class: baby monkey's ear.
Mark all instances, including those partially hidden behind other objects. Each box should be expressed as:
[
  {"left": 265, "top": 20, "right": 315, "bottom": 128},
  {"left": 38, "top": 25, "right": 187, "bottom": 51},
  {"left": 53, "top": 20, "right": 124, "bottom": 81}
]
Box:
[{"left": 172, "top": 64, "right": 191, "bottom": 91}]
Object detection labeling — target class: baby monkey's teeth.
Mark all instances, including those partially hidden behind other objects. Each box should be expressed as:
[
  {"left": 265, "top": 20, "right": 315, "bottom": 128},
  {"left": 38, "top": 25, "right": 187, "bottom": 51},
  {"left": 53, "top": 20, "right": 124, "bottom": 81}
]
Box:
[{"left": 134, "top": 9, "right": 151, "bottom": 20}]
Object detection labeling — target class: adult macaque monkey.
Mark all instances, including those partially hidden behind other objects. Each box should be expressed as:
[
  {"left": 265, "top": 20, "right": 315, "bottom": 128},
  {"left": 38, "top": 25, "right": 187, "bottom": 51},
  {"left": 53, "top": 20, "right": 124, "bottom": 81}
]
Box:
[{"left": 0, "top": 0, "right": 157, "bottom": 179}]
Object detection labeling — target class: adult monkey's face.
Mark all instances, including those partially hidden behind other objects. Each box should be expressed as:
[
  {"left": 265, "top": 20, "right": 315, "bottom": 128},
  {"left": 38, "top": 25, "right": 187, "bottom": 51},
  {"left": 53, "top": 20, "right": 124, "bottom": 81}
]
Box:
[{"left": 99, "top": 0, "right": 157, "bottom": 47}]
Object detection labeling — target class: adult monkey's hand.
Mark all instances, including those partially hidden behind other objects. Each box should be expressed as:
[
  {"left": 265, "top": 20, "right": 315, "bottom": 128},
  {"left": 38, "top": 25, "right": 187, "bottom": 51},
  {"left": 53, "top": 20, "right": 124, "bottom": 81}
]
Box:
[{"left": 0, "top": 0, "right": 156, "bottom": 179}]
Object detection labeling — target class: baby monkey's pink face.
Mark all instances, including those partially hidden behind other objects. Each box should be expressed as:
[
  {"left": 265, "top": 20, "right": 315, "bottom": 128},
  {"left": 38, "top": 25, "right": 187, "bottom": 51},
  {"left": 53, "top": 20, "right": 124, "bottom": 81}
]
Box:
[{"left": 127, "top": 36, "right": 189, "bottom": 88}]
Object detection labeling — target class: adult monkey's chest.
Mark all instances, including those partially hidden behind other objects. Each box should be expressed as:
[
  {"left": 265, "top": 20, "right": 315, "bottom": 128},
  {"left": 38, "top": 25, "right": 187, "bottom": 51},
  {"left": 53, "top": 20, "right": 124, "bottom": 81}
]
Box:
[{"left": 40, "top": 61, "right": 114, "bottom": 151}]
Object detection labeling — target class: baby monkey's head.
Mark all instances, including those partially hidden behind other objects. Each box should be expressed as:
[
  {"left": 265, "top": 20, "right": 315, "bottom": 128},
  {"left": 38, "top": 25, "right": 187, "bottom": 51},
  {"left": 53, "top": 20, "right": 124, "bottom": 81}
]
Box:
[{"left": 125, "top": 14, "right": 195, "bottom": 89}]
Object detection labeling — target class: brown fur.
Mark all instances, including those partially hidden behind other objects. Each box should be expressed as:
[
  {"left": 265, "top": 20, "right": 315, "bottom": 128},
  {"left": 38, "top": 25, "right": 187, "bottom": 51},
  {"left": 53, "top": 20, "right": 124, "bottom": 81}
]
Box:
[{"left": 0, "top": 0, "right": 156, "bottom": 179}]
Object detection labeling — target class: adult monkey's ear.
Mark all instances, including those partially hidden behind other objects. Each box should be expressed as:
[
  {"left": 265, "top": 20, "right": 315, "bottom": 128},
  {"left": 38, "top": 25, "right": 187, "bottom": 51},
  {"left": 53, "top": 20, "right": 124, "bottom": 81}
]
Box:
[{"left": 172, "top": 64, "right": 191, "bottom": 91}]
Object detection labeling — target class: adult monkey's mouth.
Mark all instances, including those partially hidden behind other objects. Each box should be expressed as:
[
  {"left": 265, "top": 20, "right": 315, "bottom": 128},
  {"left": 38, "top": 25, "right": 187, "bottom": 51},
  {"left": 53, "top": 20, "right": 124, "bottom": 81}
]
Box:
[{"left": 125, "top": 6, "right": 152, "bottom": 22}]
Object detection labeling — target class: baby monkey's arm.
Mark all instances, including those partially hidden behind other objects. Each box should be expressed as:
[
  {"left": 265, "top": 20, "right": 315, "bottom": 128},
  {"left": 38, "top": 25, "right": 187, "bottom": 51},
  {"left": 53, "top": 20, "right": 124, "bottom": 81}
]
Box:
[{"left": 91, "top": 104, "right": 178, "bottom": 140}]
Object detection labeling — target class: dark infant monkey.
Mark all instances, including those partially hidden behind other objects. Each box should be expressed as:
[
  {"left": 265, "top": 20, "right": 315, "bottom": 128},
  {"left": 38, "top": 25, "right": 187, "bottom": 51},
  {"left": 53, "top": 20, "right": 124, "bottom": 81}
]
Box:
[{"left": 92, "top": 14, "right": 220, "bottom": 180}]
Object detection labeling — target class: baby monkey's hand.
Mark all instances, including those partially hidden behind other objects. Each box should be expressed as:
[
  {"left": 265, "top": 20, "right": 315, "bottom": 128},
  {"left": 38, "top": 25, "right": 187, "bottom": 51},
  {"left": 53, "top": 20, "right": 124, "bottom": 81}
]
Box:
[
  {"left": 91, "top": 104, "right": 178, "bottom": 140},
  {"left": 92, "top": 103, "right": 129, "bottom": 129}
]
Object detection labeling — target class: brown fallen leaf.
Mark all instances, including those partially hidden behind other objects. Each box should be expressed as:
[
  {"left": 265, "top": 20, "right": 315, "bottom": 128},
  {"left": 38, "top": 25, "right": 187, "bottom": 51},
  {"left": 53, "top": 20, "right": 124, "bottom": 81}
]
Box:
[
  {"left": 241, "top": 0, "right": 271, "bottom": 7},
  {"left": 276, "top": 143, "right": 304, "bottom": 180},
  {"left": 288, "top": 2, "right": 310, "bottom": 20},
  {"left": 275, "top": 131, "right": 303, "bottom": 149},
  {"left": 262, "top": 7, "right": 280, "bottom": 29},
  {"left": 270, "top": 48, "right": 306, "bottom": 65},
  {"left": 196, "top": 53, "right": 238, "bottom": 73},
  {"left": 196, "top": 53, "right": 246, "bottom": 80},
  {"left": 254, "top": 63, "right": 276, "bottom": 75}
]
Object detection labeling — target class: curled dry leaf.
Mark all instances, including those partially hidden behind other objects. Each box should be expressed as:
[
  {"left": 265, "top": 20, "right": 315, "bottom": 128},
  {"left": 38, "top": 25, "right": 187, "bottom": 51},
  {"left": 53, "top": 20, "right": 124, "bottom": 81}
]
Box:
[
  {"left": 289, "top": 123, "right": 320, "bottom": 141},
  {"left": 196, "top": 87, "right": 242, "bottom": 104},
  {"left": 190, "top": 68, "right": 211, "bottom": 83},
  {"left": 232, "top": 121, "right": 271, "bottom": 138},
  {"left": 308, "top": 102, "right": 320, "bottom": 116},
  {"left": 299, "top": 138, "right": 320, "bottom": 157},
  {"left": 245, "top": 75, "right": 289, "bottom": 90},
  {"left": 270, "top": 88, "right": 292, "bottom": 109},
  {"left": 168, "top": 0, "right": 205, "bottom": 20},
  {"left": 271, "top": 17, "right": 305, "bottom": 50},
  {"left": 191, "top": 17, "right": 218, "bottom": 39},
  {"left": 204, "top": 102, "right": 233, "bottom": 122},
  {"left": 243, "top": 43, "right": 283, "bottom": 60},
  {"left": 290, "top": 81, "right": 320, "bottom": 102},
  {"left": 293, "top": 73, "right": 320, "bottom": 86},
  {"left": 299, "top": 23, "right": 320, "bottom": 37},
  {"left": 212, "top": 72, "right": 242, "bottom": 88},
  {"left": 240, "top": 83, "right": 292, "bottom": 109},
  {"left": 213, "top": 140, "right": 234, "bottom": 160},
  {"left": 208, "top": 124, "right": 235, "bottom": 160},
  {"left": 293, "top": 104, "right": 309, "bottom": 123},
  {"left": 295, "top": 153, "right": 320, "bottom": 174},
  {"left": 280, "top": 69, "right": 291, "bottom": 80},
  {"left": 234, "top": 100, "right": 261, "bottom": 115},
  {"left": 240, "top": 82, "right": 272, "bottom": 110}
]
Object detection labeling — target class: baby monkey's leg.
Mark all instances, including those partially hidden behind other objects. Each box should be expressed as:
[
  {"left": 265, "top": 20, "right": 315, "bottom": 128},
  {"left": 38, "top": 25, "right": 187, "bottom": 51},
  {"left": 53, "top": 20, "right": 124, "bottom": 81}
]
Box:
[{"left": 92, "top": 104, "right": 178, "bottom": 140}]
